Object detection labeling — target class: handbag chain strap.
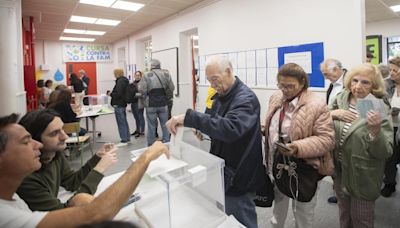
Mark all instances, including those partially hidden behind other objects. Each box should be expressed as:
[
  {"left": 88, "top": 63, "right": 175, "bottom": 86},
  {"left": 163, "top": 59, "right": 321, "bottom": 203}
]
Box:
[{"left": 276, "top": 100, "right": 299, "bottom": 204}]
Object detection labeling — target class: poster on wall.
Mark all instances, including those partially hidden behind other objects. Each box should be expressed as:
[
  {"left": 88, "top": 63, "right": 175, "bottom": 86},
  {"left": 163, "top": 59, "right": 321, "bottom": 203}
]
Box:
[
  {"left": 63, "top": 44, "right": 113, "bottom": 62},
  {"left": 366, "top": 35, "right": 382, "bottom": 65},
  {"left": 278, "top": 42, "right": 324, "bottom": 88}
]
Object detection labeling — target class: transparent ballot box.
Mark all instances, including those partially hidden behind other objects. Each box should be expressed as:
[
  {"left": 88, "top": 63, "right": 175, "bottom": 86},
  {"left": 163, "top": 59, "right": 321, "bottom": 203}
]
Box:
[
  {"left": 131, "top": 135, "right": 226, "bottom": 228},
  {"left": 85, "top": 94, "right": 109, "bottom": 106}
]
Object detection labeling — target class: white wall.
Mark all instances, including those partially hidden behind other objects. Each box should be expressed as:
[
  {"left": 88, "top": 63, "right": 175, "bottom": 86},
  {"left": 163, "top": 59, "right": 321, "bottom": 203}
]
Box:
[
  {"left": 0, "top": 0, "right": 26, "bottom": 115},
  {"left": 367, "top": 18, "right": 400, "bottom": 37},
  {"left": 113, "top": 0, "right": 365, "bottom": 118},
  {"left": 35, "top": 41, "right": 114, "bottom": 94}
]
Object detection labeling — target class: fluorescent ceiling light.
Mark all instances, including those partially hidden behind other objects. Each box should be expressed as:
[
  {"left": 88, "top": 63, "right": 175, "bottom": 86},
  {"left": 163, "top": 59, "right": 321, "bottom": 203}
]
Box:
[
  {"left": 390, "top": 5, "right": 400, "bottom": 12},
  {"left": 64, "top": 29, "right": 106, "bottom": 36},
  {"left": 95, "top": 18, "right": 120, "bottom": 26},
  {"left": 112, "top": 1, "right": 144, "bottom": 11},
  {"left": 60, "top": 36, "right": 95, "bottom": 42},
  {"left": 85, "top": 30, "right": 106, "bottom": 35},
  {"left": 64, "top": 29, "right": 86, "bottom": 34},
  {"left": 70, "top": 15, "right": 97, "bottom": 24},
  {"left": 79, "top": 0, "right": 116, "bottom": 7}
]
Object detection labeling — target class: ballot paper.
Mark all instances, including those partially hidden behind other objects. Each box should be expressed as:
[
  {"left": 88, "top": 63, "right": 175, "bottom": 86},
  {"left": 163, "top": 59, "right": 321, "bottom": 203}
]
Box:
[
  {"left": 356, "top": 93, "right": 387, "bottom": 118},
  {"left": 130, "top": 127, "right": 187, "bottom": 178}
]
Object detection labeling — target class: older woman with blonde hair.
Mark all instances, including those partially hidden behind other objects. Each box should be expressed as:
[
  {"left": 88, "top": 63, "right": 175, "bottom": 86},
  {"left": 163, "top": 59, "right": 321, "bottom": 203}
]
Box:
[
  {"left": 330, "top": 63, "right": 393, "bottom": 227},
  {"left": 110, "top": 68, "right": 130, "bottom": 147},
  {"left": 264, "top": 63, "right": 335, "bottom": 228}
]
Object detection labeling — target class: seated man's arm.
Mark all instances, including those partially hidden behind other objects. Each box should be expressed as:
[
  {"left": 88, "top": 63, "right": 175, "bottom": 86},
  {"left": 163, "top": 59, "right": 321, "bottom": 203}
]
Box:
[{"left": 37, "top": 141, "right": 169, "bottom": 228}]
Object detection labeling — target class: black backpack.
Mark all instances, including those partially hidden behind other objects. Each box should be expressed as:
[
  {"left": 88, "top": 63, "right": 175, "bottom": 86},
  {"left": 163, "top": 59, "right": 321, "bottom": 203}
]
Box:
[{"left": 125, "top": 82, "right": 137, "bottom": 104}]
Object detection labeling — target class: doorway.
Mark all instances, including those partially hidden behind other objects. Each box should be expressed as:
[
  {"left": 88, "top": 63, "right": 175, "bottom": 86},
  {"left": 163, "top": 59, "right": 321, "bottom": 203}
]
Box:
[{"left": 66, "top": 62, "right": 97, "bottom": 94}]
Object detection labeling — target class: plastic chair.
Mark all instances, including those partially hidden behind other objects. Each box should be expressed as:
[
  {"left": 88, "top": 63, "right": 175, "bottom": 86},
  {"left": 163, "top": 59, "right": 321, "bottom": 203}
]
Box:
[{"left": 63, "top": 122, "right": 92, "bottom": 165}]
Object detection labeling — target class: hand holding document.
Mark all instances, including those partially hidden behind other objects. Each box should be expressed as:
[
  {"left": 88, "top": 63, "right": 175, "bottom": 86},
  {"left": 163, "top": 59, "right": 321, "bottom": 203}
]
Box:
[
  {"left": 131, "top": 128, "right": 187, "bottom": 178},
  {"left": 356, "top": 94, "right": 387, "bottom": 119}
]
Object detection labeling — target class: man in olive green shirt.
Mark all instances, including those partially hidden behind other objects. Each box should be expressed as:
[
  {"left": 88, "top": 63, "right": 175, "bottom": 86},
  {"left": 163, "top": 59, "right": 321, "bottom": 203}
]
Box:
[{"left": 17, "top": 109, "right": 118, "bottom": 211}]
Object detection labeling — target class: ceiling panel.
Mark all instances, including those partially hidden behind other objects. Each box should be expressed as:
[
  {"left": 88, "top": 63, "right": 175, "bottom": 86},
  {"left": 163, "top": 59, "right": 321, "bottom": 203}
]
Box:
[
  {"left": 22, "top": 0, "right": 205, "bottom": 43},
  {"left": 22, "top": 0, "right": 400, "bottom": 43}
]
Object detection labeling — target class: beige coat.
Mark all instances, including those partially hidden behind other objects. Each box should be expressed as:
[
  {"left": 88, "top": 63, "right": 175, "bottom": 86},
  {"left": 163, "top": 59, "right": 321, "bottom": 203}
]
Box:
[{"left": 264, "top": 90, "right": 335, "bottom": 171}]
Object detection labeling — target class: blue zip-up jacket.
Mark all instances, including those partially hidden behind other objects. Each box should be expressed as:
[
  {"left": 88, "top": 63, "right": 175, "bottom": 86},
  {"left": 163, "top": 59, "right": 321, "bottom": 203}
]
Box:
[{"left": 184, "top": 77, "right": 265, "bottom": 196}]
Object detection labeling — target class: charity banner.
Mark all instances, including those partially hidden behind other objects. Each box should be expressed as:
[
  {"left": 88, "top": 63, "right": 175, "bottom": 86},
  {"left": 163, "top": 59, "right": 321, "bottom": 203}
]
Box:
[{"left": 63, "top": 44, "right": 112, "bottom": 62}]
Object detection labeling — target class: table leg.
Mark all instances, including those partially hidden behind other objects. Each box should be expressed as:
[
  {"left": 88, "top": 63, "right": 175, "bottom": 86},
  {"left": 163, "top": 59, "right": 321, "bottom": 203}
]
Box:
[{"left": 91, "top": 117, "right": 97, "bottom": 144}]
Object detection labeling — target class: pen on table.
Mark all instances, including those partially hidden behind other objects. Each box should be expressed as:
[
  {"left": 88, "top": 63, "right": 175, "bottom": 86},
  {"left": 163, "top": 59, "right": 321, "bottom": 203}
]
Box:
[{"left": 123, "top": 193, "right": 141, "bottom": 207}]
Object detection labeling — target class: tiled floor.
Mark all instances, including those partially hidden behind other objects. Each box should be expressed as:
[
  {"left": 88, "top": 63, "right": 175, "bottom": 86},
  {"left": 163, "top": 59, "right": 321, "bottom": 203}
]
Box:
[{"left": 69, "top": 114, "right": 400, "bottom": 228}]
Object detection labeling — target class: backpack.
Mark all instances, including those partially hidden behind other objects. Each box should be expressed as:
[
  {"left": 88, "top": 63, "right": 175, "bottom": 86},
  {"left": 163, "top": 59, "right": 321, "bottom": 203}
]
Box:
[
  {"left": 154, "top": 70, "right": 173, "bottom": 100},
  {"left": 125, "top": 82, "right": 136, "bottom": 104}
]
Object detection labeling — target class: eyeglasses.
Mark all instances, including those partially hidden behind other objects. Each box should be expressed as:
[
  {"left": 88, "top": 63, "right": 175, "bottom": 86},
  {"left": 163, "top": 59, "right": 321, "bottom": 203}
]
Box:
[
  {"left": 351, "top": 78, "right": 372, "bottom": 87},
  {"left": 277, "top": 83, "right": 297, "bottom": 91}
]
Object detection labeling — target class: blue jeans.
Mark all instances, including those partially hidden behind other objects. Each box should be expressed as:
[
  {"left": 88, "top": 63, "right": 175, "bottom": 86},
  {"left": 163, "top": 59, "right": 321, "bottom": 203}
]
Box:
[
  {"left": 131, "top": 102, "right": 145, "bottom": 133},
  {"left": 146, "top": 106, "right": 170, "bottom": 146},
  {"left": 113, "top": 106, "right": 130, "bottom": 143},
  {"left": 225, "top": 192, "right": 258, "bottom": 228}
]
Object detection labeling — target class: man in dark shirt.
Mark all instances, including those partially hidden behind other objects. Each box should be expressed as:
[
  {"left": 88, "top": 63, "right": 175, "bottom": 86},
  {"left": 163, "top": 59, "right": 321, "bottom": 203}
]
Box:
[
  {"left": 79, "top": 69, "right": 90, "bottom": 95},
  {"left": 166, "top": 56, "right": 264, "bottom": 228}
]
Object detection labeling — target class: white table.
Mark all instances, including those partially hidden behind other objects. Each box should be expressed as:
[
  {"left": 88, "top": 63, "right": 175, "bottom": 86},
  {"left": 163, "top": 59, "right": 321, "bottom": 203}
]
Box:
[{"left": 77, "top": 105, "right": 114, "bottom": 143}]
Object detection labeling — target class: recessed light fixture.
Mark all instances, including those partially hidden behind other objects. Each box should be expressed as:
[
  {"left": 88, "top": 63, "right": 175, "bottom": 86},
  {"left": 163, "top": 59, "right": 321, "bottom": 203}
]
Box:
[
  {"left": 95, "top": 18, "right": 120, "bottom": 26},
  {"left": 79, "top": 0, "right": 144, "bottom": 12},
  {"left": 70, "top": 15, "right": 120, "bottom": 26},
  {"left": 60, "top": 36, "right": 96, "bottom": 42},
  {"left": 85, "top": 30, "right": 106, "bottom": 35},
  {"left": 112, "top": 1, "right": 144, "bottom": 11},
  {"left": 80, "top": 0, "right": 115, "bottom": 7},
  {"left": 70, "top": 15, "right": 97, "bottom": 24},
  {"left": 64, "top": 29, "right": 106, "bottom": 36},
  {"left": 390, "top": 5, "right": 400, "bottom": 12}
]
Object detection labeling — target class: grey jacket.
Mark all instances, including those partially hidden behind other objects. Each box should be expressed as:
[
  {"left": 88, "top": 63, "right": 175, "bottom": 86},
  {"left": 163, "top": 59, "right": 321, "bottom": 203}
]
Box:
[{"left": 138, "top": 68, "right": 175, "bottom": 107}]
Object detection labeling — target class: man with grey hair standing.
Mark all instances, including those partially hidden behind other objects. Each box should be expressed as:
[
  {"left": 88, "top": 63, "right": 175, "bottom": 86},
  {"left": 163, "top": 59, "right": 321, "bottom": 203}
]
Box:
[
  {"left": 139, "top": 59, "right": 174, "bottom": 146},
  {"left": 320, "top": 58, "right": 348, "bottom": 204},
  {"left": 166, "top": 56, "right": 265, "bottom": 228},
  {"left": 320, "top": 58, "right": 347, "bottom": 105}
]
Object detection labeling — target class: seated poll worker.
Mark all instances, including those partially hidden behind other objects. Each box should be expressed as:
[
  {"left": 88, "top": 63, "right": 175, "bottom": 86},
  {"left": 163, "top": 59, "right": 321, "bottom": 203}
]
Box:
[
  {"left": 16, "top": 109, "right": 118, "bottom": 211},
  {"left": 166, "top": 55, "right": 265, "bottom": 228},
  {"left": 0, "top": 113, "right": 169, "bottom": 228}
]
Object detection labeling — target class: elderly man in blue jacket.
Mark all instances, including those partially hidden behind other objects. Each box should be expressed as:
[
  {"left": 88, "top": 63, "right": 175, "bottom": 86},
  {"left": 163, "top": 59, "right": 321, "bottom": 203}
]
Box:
[{"left": 166, "top": 55, "right": 265, "bottom": 228}]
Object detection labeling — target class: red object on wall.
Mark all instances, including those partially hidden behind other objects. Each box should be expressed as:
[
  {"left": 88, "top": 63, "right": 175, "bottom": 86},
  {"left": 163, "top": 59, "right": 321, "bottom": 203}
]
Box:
[
  {"left": 66, "top": 62, "right": 97, "bottom": 95},
  {"left": 22, "top": 17, "right": 37, "bottom": 110}
]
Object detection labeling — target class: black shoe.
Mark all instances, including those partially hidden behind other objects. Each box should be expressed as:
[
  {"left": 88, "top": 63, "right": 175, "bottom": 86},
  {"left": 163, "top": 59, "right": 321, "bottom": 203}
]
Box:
[
  {"left": 155, "top": 132, "right": 159, "bottom": 138},
  {"left": 131, "top": 131, "right": 138, "bottom": 136},
  {"left": 327, "top": 196, "right": 337, "bottom": 204},
  {"left": 381, "top": 184, "right": 396, "bottom": 197},
  {"left": 135, "top": 132, "right": 144, "bottom": 138}
]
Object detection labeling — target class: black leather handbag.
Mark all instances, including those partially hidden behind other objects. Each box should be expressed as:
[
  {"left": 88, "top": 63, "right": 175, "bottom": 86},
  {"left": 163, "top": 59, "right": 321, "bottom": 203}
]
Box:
[
  {"left": 273, "top": 154, "right": 322, "bottom": 202},
  {"left": 254, "top": 166, "right": 274, "bottom": 207}
]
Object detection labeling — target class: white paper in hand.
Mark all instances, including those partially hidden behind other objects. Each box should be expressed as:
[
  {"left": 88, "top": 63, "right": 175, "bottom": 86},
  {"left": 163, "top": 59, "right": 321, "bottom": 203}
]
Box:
[
  {"left": 356, "top": 93, "right": 387, "bottom": 118},
  {"left": 169, "top": 126, "right": 184, "bottom": 155}
]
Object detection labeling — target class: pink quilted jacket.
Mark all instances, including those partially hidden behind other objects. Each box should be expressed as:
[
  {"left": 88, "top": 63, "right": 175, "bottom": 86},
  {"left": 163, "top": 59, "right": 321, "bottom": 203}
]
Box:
[{"left": 264, "top": 90, "right": 335, "bottom": 170}]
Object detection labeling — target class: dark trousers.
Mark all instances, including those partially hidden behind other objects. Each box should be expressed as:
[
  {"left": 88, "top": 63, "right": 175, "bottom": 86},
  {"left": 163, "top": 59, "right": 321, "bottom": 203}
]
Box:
[{"left": 383, "top": 127, "right": 400, "bottom": 186}]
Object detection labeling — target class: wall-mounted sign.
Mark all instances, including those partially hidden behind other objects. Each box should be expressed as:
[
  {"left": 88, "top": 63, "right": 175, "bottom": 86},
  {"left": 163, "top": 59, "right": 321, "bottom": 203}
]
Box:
[
  {"left": 63, "top": 44, "right": 112, "bottom": 62},
  {"left": 366, "top": 35, "right": 382, "bottom": 65}
]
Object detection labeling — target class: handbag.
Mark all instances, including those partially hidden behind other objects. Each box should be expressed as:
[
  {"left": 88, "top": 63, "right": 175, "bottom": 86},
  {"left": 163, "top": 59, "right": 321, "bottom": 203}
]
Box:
[
  {"left": 254, "top": 167, "right": 274, "bottom": 207},
  {"left": 272, "top": 100, "right": 322, "bottom": 202},
  {"left": 273, "top": 154, "right": 322, "bottom": 202}
]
